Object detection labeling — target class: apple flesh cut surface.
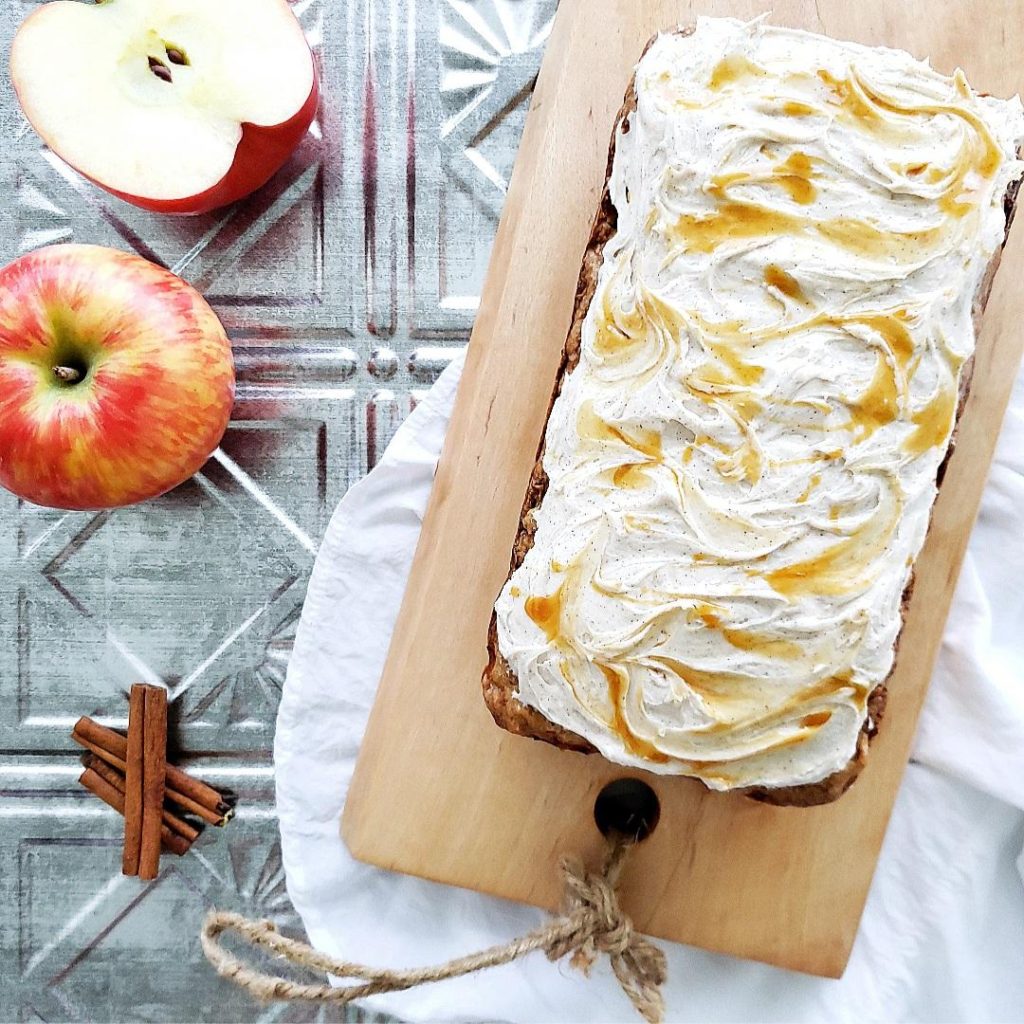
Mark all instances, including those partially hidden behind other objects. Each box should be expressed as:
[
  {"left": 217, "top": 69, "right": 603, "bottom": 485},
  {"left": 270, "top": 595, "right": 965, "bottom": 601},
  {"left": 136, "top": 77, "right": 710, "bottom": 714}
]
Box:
[
  {"left": 11, "top": 0, "right": 318, "bottom": 214},
  {"left": 0, "top": 244, "right": 235, "bottom": 510}
]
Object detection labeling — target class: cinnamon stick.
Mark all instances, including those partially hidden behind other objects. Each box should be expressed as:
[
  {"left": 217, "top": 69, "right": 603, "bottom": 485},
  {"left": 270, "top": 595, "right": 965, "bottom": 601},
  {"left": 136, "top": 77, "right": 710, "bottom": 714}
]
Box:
[
  {"left": 165, "top": 785, "right": 235, "bottom": 827},
  {"left": 122, "top": 686, "right": 145, "bottom": 876},
  {"left": 83, "top": 753, "right": 200, "bottom": 843},
  {"left": 72, "top": 716, "right": 232, "bottom": 824},
  {"left": 139, "top": 685, "right": 168, "bottom": 881},
  {"left": 79, "top": 767, "right": 191, "bottom": 857},
  {"left": 76, "top": 731, "right": 225, "bottom": 828},
  {"left": 72, "top": 732, "right": 127, "bottom": 774}
]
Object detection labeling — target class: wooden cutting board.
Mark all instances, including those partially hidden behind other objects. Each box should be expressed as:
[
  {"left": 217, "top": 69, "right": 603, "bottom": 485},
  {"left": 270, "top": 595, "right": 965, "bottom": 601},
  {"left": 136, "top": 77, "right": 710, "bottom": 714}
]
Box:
[{"left": 343, "top": 0, "right": 1024, "bottom": 978}]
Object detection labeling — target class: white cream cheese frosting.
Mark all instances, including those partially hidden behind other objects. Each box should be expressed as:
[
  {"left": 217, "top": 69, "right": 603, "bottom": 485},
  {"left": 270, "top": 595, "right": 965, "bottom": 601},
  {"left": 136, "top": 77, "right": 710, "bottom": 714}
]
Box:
[{"left": 494, "top": 16, "right": 1024, "bottom": 791}]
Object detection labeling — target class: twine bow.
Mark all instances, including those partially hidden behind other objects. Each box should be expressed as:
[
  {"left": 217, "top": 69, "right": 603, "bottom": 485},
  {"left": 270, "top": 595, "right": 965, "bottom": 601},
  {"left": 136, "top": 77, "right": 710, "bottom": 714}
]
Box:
[{"left": 201, "top": 831, "right": 668, "bottom": 1023}]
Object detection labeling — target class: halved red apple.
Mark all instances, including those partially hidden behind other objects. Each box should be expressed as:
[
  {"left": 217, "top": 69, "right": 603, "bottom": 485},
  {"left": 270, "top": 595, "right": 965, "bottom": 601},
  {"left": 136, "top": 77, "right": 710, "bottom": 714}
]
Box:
[{"left": 11, "top": 0, "right": 318, "bottom": 215}]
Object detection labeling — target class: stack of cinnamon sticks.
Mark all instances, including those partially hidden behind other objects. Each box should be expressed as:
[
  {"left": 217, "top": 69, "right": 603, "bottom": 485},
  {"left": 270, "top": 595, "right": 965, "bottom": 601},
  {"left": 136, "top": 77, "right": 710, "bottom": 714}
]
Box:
[{"left": 73, "top": 684, "right": 233, "bottom": 880}]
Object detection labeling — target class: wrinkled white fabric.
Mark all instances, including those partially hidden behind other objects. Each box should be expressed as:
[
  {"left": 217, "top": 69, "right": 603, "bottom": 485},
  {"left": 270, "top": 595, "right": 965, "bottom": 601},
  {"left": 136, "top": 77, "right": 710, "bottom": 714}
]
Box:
[{"left": 276, "top": 349, "right": 1024, "bottom": 1023}]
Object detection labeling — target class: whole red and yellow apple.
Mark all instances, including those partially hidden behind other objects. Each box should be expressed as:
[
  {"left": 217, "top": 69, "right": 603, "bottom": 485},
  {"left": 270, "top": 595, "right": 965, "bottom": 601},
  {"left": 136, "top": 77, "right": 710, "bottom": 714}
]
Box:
[
  {"left": 11, "top": 0, "right": 318, "bottom": 214},
  {"left": 0, "top": 244, "right": 235, "bottom": 510}
]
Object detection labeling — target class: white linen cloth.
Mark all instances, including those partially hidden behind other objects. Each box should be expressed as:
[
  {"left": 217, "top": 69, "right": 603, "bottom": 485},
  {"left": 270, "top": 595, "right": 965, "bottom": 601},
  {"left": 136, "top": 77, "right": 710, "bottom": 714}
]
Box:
[{"left": 276, "top": 350, "right": 1024, "bottom": 1023}]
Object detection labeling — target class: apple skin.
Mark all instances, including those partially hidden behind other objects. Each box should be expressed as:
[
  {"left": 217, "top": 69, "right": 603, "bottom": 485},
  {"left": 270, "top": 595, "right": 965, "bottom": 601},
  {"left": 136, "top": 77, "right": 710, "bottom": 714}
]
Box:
[
  {"left": 100, "top": 71, "right": 320, "bottom": 216},
  {"left": 0, "top": 244, "right": 235, "bottom": 510}
]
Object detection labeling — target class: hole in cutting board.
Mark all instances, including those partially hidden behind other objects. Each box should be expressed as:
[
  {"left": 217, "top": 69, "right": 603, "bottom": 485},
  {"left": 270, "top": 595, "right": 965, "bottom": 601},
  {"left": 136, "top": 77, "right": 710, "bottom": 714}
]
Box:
[{"left": 594, "top": 778, "right": 660, "bottom": 841}]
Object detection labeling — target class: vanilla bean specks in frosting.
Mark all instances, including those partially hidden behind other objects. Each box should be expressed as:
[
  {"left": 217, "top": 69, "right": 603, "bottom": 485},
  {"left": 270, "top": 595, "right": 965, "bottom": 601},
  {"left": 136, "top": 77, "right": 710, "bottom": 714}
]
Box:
[{"left": 494, "top": 17, "right": 1024, "bottom": 790}]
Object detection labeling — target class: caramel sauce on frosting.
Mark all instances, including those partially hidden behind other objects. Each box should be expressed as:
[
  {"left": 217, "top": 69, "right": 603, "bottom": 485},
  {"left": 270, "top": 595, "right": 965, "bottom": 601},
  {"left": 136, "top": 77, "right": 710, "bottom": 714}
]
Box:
[
  {"left": 495, "top": 17, "right": 1024, "bottom": 790},
  {"left": 524, "top": 590, "right": 562, "bottom": 643},
  {"left": 764, "top": 263, "right": 807, "bottom": 301}
]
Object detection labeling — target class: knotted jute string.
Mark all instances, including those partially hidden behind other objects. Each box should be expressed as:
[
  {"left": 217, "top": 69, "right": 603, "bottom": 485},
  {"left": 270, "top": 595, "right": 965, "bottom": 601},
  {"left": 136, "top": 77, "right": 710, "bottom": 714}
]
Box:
[{"left": 201, "top": 831, "right": 668, "bottom": 1022}]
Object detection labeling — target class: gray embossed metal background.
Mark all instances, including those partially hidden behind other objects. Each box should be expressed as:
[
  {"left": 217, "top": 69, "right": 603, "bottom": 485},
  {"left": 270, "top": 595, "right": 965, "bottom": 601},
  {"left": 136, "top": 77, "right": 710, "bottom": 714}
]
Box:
[{"left": 0, "top": 1, "right": 555, "bottom": 1019}]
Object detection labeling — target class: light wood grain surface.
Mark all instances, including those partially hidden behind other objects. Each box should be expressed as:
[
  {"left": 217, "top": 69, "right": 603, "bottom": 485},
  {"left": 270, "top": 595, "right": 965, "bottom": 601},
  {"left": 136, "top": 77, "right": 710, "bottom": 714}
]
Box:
[{"left": 343, "top": 0, "right": 1024, "bottom": 977}]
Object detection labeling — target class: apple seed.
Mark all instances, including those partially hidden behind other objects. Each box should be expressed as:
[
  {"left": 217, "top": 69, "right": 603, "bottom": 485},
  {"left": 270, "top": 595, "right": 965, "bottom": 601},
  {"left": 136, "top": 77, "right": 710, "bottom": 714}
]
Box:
[
  {"left": 52, "top": 365, "right": 82, "bottom": 385},
  {"left": 147, "top": 56, "right": 173, "bottom": 83},
  {"left": 165, "top": 46, "right": 188, "bottom": 66}
]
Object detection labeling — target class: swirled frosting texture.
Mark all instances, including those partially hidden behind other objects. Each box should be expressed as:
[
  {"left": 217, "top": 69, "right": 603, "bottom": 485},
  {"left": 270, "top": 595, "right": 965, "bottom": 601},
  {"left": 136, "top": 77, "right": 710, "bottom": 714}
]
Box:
[{"left": 494, "top": 17, "right": 1024, "bottom": 790}]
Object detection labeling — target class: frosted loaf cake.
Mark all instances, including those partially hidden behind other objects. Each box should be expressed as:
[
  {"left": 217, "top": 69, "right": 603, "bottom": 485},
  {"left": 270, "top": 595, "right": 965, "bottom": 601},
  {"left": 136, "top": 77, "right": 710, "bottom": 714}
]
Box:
[{"left": 484, "top": 17, "right": 1024, "bottom": 804}]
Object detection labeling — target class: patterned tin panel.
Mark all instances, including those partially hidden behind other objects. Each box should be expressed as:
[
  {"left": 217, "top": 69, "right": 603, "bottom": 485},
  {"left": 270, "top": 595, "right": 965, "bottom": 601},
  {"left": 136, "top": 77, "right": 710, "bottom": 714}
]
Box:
[{"left": 0, "top": 0, "right": 555, "bottom": 1018}]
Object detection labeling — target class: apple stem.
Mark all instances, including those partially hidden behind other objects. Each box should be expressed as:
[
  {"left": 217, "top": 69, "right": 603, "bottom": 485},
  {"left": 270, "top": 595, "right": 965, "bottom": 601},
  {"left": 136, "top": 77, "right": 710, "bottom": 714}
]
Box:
[{"left": 53, "top": 365, "right": 82, "bottom": 385}]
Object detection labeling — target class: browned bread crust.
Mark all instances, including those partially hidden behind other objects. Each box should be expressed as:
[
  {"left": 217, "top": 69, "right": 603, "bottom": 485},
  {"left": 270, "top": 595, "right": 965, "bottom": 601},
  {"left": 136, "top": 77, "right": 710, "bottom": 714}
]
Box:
[{"left": 481, "top": 28, "right": 1022, "bottom": 806}]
